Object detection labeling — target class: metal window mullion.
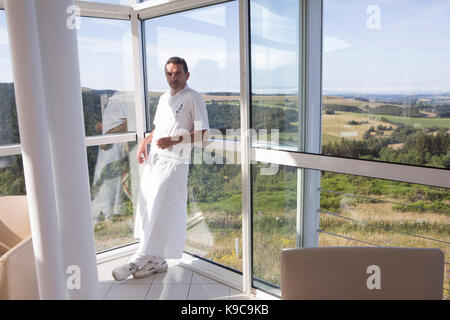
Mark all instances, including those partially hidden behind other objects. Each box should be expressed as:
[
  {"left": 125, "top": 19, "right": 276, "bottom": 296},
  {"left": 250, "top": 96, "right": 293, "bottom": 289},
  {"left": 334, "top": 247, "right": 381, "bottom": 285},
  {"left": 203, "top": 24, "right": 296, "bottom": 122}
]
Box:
[
  {"left": 252, "top": 148, "right": 450, "bottom": 189},
  {"left": 130, "top": 13, "right": 147, "bottom": 139},
  {"left": 0, "top": 133, "right": 136, "bottom": 156},
  {"left": 0, "top": 144, "right": 21, "bottom": 157},
  {"left": 296, "top": 0, "right": 307, "bottom": 248},
  {"left": 130, "top": 10, "right": 148, "bottom": 179},
  {"left": 238, "top": 0, "right": 252, "bottom": 296},
  {"left": 75, "top": 0, "right": 131, "bottom": 20},
  {"left": 301, "top": 0, "right": 323, "bottom": 248},
  {"left": 84, "top": 133, "right": 137, "bottom": 147},
  {"left": 136, "top": 0, "right": 232, "bottom": 20}
]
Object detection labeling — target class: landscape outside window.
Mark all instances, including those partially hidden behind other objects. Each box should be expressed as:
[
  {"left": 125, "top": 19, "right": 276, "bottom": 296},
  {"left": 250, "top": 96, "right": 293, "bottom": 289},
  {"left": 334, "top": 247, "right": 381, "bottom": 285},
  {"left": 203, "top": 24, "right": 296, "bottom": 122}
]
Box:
[
  {"left": 77, "top": 17, "right": 136, "bottom": 138},
  {"left": 322, "top": 0, "right": 450, "bottom": 168},
  {"left": 251, "top": 162, "right": 297, "bottom": 295},
  {"left": 318, "top": 171, "right": 449, "bottom": 298},
  {"left": 87, "top": 142, "right": 139, "bottom": 252},
  {"left": 250, "top": 0, "right": 300, "bottom": 149},
  {"left": 144, "top": 1, "right": 243, "bottom": 272},
  {"left": 320, "top": 0, "right": 449, "bottom": 299},
  {"left": 0, "top": 11, "right": 23, "bottom": 196},
  {"left": 249, "top": 0, "right": 300, "bottom": 295},
  {"left": 249, "top": 0, "right": 449, "bottom": 297},
  {"left": 0, "top": 155, "right": 24, "bottom": 196},
  {"left": 77, "top": 16, "right": 138, "bottom": 252},
  {"left": 252, "top": 162, "right": 449, "bottom": 298}
]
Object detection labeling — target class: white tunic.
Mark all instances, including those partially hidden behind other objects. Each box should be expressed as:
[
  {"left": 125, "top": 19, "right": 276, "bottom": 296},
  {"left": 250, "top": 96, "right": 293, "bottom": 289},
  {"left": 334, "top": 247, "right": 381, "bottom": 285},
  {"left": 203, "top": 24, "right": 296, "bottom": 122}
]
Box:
[{"left": 133, "top": 85, "right": 209, "bottom": 260}]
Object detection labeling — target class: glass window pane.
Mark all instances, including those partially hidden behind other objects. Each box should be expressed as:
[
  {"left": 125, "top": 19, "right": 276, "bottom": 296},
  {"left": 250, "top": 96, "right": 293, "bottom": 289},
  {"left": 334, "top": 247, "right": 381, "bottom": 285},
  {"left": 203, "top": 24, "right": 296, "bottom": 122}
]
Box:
[
  {"left": 143, "top": 1, "right": 242, "bottom": 272},
  {"left": 144, "top": 1, "right": 240, "bottom": 134},
  {"left": 322, "top": 0, "right": 450, "bottom": 168},
  {"left": 319, "top": 171, "right": 449, "bottom": 298},
  {"left": 77, "top": 17, "right": 136, "bottom": 137},
  {"left": 252, "top": 160, "right": 449, "bottom": 298},
  {"left": 250, "top": 0, "right": 301, "bottom": 149},
  {"left": 251, "top": 162, "right": 297, "bottom": 296},
  {"left": 87, "top": 141, "right": 139, "bottom": 253},
  {"left": 0, "top": 11, "right": 20, "bottom": 145},
  {"left": 187, "top": 154, "right": 242, "bottom": 273},
  {"left": 0, "top": 155, "right": 25, "bottom": 196}
]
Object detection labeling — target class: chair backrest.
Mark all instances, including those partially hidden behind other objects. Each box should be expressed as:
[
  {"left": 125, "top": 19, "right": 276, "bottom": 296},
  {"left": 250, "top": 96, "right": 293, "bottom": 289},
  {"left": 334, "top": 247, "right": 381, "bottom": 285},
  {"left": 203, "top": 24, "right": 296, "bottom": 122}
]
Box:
[
  {"left": 281, "top": 247, "right": 444, "bottom": 300},
  {"left": 0, "top": 196, "right": 31, "bottom": 256}
]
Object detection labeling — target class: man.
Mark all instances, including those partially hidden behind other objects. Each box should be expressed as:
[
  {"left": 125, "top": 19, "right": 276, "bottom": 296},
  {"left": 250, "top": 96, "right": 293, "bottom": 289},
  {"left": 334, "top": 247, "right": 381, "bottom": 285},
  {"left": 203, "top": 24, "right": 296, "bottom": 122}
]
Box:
[{"left": 112, "top": 57, "right": 209, "bottom": 281}]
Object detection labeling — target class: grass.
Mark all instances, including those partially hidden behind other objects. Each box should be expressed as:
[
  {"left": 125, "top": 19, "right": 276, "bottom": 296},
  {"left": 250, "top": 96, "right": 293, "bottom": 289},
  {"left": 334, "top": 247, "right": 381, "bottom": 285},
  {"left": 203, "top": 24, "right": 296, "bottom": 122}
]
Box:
[
  {"left": 364, "top": 113, "right": 450, "bottom": 129},
  {"left": 322, "top": 111, "right": 397, "bottom": 141},
  {"left": 322, "top": 95, "right": 397, "bottom": 109},
  {"left": 93, "top": 215, "right": 136, "bottom": 252}
]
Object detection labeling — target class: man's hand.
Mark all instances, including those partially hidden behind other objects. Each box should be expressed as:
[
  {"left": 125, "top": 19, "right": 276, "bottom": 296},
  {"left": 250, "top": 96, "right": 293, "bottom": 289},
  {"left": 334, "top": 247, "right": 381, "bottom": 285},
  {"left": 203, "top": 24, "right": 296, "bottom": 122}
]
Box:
[
  {"left": 156, "top": 136, "right": 181, "bottom": 150},
  {"left": 137, "top": 130, "right": 155, "bottom": 164},
  {"left": 137, "top": 140, "right": 148, "bottom": 164}
]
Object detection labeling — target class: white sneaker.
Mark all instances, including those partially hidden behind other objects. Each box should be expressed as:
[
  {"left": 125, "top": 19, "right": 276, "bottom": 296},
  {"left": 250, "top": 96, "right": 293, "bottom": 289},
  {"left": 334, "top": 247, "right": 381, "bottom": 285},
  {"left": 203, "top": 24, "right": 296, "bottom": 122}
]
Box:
[
  {"left": 132, "top": 260, "right": 168, "bottom": 279},
  {"left": 112, "top": 262, "right": 140, "bottom": 281}
]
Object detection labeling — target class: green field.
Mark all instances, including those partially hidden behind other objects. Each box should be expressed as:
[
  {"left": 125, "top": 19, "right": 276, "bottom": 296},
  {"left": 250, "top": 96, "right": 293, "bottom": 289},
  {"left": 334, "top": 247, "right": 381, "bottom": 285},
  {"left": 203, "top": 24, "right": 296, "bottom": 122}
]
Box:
[
  {"left": 322, "top": 111, "right": 397, "bottom": 142},
  {"left": 365, "top": 113, "right": 450, "bottom": 129}
]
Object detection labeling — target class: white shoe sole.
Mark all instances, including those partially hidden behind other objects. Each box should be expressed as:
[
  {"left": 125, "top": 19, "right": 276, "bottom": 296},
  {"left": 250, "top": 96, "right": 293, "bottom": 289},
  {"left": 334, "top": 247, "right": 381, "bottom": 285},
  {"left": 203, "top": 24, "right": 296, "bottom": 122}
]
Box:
[
  {"left": 112, "top": 269, "right": 137, "bottom": 281},
  {"left": 112, "top": 273, "right": 128, "bottom": 282},
  {"left": 132, "top": 262, "right": 168, "bottom": 279}
]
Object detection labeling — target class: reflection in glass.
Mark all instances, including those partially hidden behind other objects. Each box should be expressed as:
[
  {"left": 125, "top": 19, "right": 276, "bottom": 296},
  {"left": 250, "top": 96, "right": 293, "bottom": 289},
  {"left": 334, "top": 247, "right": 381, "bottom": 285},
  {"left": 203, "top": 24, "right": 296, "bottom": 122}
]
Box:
[
  {"left": 77, "top": 17, "right": 136, "bottom": 136},
  {"left": 322, "top": 0, "right": 450, "bottom": 168},
  {"left": 87, "top": 141, "right": 139, "bottom": 252},
  {"left": 0, "top": 12, "right": 20, "bottom": 145},
  {"left": 0, "top": 155, "right": 25, "bottom": 196},
  {"left": 250, "top": 0, "right": 300, "bottom": 149},
  {"left": 251, "top": 162, "right": 297, "bottom": 295},
  {"left": 95, "top": 91, "right": 134, "bottom": 136}
]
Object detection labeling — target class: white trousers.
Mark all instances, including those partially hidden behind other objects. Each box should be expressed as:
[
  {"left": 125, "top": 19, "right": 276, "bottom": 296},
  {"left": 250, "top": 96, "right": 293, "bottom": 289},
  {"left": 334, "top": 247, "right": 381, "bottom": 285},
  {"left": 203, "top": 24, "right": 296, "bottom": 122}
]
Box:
[{"left": 130, "top": 153, "right": 189, "bottom": 266}]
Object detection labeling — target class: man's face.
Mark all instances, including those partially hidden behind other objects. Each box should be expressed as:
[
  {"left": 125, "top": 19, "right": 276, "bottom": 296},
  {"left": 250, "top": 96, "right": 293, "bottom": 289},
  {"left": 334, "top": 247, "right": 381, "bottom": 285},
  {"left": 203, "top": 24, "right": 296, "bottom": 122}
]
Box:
[{"left": 165, "top": 63, "right": 190, "bottom": 92}]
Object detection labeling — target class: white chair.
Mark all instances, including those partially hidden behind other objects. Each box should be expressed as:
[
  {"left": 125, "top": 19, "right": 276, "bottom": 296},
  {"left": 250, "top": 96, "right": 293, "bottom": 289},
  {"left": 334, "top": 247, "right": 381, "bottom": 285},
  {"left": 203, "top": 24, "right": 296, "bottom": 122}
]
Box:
[{"left": 281, "top": 247, "right": 444, "bottom": 300}]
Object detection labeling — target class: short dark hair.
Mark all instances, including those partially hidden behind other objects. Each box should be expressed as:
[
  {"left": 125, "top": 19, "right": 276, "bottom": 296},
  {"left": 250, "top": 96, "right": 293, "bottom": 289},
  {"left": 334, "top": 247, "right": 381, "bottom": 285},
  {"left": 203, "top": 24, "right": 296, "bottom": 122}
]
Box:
[{"left": 165, "top": 57, "right": 188, "bottom": 74}]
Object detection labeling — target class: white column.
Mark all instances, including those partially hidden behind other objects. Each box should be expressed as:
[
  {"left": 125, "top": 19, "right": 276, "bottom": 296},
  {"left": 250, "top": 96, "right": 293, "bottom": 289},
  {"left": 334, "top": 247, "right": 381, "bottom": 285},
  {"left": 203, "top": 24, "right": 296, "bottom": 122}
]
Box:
[
  {"left": 4, "top": 0, "right": 66, "bottom": 300},
  {"left": 34, "top": 0, "right": 99, "bottom": 299}
]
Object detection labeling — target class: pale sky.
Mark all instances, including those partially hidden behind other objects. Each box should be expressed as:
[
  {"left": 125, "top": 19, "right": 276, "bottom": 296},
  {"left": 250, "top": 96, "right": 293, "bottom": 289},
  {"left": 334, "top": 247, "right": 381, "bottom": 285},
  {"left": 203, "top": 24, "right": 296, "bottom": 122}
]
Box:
[
  {"left": 1, "top": 0, "right": 450, "bottom": 94},
  {"left": 323, "top": 0, "right": 450, "bottom": 94}
]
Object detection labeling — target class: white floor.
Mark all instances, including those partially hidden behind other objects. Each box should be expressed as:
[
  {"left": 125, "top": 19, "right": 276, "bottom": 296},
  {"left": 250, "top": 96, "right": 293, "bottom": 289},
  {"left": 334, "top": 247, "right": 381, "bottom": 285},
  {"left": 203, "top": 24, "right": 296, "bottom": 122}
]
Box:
[{"left": 97, "top": 255, "right": 253, "bottom": 300}]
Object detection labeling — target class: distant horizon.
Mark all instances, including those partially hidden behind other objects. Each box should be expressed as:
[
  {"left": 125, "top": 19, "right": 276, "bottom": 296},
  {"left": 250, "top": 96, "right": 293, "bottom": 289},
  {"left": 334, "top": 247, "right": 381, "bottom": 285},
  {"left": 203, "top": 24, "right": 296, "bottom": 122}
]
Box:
[{"left": 2, "top": 81, "right": 450, "bottom": 97}]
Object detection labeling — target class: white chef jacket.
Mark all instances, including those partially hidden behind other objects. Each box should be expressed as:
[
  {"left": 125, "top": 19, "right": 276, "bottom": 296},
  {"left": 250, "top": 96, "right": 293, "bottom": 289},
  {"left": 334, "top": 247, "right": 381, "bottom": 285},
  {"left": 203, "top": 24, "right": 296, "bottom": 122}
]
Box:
[
  {"left": 150, "top": 85, "right": 210, "bottom": 161},
  {"left": 132, "top": 85, "right": 209, "bottom": 261}
]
